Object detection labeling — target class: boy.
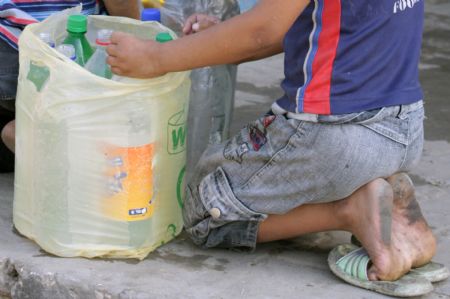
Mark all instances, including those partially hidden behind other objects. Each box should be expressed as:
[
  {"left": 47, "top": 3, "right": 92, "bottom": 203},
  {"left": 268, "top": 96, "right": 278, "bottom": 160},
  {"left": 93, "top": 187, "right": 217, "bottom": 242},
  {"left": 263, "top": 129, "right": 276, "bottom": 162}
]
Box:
[
  {"left": 0, "top": 0, "right": 140, "bottom": 172},
  {"left": 107, "top": 0, "right": 437, "bottom": 290}
]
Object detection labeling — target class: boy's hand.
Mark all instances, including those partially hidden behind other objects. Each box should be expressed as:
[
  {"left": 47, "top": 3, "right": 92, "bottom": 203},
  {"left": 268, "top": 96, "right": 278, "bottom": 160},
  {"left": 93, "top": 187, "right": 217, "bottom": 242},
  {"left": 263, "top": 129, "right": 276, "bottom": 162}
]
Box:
[
  {"left": 106, "top": 32, "right": 164, "bottom": 78},
  {"left": 182, "top": 14, "right": 220, "bottom": 35}
]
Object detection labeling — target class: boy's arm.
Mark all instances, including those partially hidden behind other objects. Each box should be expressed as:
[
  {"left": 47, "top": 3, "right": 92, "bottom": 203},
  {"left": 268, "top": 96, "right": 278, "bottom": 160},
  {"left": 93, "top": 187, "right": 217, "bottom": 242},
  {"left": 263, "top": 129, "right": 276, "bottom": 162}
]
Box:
[
  {"left": 182, "top": 13, "right": 284, "bottom": 63},
  {"left": 107, "top": 0, "right": 309, "bottom": 78},
  {"left": 103, "top": 0, "right": 140, "bottom": 19},
  {"left": 235, "top": 42, "right": 284, "bottom": 64}
]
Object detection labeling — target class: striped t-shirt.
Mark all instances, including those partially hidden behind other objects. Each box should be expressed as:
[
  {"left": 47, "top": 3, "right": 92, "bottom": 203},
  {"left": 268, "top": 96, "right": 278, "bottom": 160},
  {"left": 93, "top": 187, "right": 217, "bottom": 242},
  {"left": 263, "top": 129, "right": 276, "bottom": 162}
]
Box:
[{"left": 0, "top": 0, "right": 104, "bottom": 50}]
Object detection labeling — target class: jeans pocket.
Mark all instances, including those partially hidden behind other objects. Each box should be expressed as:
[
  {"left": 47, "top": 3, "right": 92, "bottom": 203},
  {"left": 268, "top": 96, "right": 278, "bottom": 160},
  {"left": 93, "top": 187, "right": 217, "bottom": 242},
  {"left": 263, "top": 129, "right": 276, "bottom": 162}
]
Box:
[
  {"left": 198, "top": 167, "right": 265, "bottom": 222},
  {"left": 361, "top": 116, "right": 409, "bottom": 146},
  {"left": 238, "top": 118, "right": 306, "bottom": 190},
  {"left": 184, "top": 167, "right": 266, "bottom": 246}
]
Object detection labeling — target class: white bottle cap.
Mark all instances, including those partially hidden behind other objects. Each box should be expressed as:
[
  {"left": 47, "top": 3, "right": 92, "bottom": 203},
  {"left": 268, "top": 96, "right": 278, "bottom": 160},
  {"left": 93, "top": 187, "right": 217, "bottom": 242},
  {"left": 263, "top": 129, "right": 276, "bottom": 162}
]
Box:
[{"left": 96, "top": 29, "right": 113, "bottom": 46}]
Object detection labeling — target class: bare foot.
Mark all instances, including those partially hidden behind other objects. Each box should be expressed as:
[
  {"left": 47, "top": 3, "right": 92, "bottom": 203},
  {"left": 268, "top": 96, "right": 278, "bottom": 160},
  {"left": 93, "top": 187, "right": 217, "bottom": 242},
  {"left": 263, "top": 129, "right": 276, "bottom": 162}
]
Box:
[
  {"left": 1, "top": 119, "right": 15, "bottom": 153},
  {"left": 337, "top": 179, "right": 405, "bottom": 281},
  {"left": 387, "top": 173, "right": 436, "bottom": 269},
  {"left": 339, "top": 174, "right": 436, "bottom": 281}
]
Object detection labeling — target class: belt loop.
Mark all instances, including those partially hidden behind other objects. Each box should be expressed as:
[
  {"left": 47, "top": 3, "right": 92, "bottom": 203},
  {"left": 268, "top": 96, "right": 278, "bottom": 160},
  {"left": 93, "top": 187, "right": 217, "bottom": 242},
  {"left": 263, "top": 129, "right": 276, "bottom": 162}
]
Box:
[{"left": 396, "top": 105, "right": 403, "bottom": 118}]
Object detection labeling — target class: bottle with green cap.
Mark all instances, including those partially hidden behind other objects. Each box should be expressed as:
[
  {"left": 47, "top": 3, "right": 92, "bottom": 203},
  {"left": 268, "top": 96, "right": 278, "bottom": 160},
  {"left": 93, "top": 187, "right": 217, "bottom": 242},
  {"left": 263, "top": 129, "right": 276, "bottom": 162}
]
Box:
[{"left": 62, "top": 15, "right": 93, "bottom": 66}]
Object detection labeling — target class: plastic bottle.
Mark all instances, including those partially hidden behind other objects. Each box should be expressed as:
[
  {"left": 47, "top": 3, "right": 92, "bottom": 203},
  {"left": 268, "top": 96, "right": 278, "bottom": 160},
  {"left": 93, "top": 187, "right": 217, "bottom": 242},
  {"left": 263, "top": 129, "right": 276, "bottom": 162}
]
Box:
[
  {"left": 106, "top": 32, "right": 173, "bottom": 247},
  {"left": 85, "top": 29, "right": 113, "bottom": 79},
  {"left": 141, "top": 8, "right": 161, "bottom": 22},
  {"left": 101, "top": 100, "right": 155, "bottom": 247},
  {"left": 39, "top": 32, "right": 55, "bottom": 48},
  {"left": 159, "top": 0, "right": 240, "bottom": 181},
  {"left": 62, "top": 15, "right": 93, "bottom": 66},
  {"left": 56, "top": 44, "right": 77, "bottom": 61}
]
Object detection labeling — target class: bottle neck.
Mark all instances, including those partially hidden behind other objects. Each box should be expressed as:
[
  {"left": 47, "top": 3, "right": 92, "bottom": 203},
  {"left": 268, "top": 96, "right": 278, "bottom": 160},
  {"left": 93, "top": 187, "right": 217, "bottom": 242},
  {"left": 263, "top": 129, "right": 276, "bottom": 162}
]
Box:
[
  {"left": 67, "top": 31, "right": 87, "bottom": 37},
  {"left": 96, "top": 40, "right": 111, "bottom": 47}
]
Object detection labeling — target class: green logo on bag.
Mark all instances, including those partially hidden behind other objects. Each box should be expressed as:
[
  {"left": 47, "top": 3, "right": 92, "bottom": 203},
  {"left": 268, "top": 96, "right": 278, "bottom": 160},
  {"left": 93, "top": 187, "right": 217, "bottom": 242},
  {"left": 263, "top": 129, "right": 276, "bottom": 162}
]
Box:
[
  {"left": 167, "top": 109, "right": 187, "bottom": 155},
  {"left": 176, "top": 166, "right": 186, "bottom": 208}
]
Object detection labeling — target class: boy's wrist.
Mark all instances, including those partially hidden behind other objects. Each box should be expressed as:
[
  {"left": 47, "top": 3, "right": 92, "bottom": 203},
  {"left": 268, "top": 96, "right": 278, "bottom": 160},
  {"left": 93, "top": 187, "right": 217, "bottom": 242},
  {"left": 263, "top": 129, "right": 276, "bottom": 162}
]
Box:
[
  {"left": 149, "top": 42, "right": 167, "bottom": 77},
  {"left": 137, "top": 40, "right": 159, "bottom": 78}
]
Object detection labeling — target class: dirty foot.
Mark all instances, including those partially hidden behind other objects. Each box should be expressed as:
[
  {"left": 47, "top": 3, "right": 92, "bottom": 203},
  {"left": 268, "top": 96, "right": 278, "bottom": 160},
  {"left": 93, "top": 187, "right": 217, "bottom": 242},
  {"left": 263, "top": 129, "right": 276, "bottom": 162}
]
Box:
[
  {"left": 387, "top": 173, "right": 436, "bottom": 269},
  {"left": 341, "top": 174, "right": 437, "bottom": 281},
  {"left": 339, "top": 178, "right": 412, "bottom": 281}
]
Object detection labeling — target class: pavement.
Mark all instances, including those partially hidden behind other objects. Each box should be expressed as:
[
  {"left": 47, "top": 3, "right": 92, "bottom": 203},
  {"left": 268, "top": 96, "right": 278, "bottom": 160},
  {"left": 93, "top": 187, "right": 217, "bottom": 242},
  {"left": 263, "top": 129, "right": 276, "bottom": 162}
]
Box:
[{"left": 1, "top": 2, "right": 450, "bottom": 298}]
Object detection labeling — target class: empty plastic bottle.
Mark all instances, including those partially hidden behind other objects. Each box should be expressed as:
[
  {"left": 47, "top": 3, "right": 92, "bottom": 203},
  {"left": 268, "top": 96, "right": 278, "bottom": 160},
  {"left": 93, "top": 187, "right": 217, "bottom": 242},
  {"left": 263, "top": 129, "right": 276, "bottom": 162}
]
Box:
[
  {"left": 85, "top": 29, "right": 113, "bottom": 79},
  {"left": 56, "top": 44, "right": 77, "bottom": 61},
  {"left": 160, "top": 0, "right": 240, "bottom": 181},
  {"left": 62, "top": 15, "right": 93, "bottom": 66},
  {"left": 39, "top": 32, "right": 55, "bottom": 48}
]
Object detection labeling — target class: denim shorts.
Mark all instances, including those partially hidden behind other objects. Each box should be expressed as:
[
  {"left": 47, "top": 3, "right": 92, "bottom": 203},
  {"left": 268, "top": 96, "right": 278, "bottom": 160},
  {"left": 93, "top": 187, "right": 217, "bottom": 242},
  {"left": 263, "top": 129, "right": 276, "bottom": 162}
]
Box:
[
  {"left": 182, "top": 101, "right": 425, "bottom": 250},
  {"left": 0, "top": 39, "right": 18, "bottom": 112}
]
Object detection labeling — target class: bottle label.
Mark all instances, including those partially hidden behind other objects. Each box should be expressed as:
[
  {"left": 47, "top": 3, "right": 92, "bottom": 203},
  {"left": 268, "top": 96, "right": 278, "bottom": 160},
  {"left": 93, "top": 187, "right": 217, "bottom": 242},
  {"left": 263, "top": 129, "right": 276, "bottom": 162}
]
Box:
[{"left": 103, "top": 143, "right": 155, "bottom": 221}]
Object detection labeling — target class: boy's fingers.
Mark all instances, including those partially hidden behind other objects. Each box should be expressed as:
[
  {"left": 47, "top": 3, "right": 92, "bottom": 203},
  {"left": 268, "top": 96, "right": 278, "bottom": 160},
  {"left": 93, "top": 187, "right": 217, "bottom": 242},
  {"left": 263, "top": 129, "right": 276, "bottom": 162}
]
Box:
[
  {"left": 193, "top": 19, "right": 211, "bottom": 32},
  {"left": 110, "top": 31, "right": 128, "bottom": 44},
  {"left": 106, "top": 44, "right": 118, "bottom": 57},
  {"left": 183, "top": 14, "right": 198, "bottom": 34},
  {"left": 191, "top": 16, "right": 220, "bottom": 33},
  {"left": 182, "top": 25, "right": 193, "bottom": 35},
  {"left": 106, "top": 56, "right": 118, "bottom": 67},
  {"left": 111, "top": 66, "right": 124, "bottom": 76},
  {"left": 206, "top": 15, "right": 220, "bottom": 24}
]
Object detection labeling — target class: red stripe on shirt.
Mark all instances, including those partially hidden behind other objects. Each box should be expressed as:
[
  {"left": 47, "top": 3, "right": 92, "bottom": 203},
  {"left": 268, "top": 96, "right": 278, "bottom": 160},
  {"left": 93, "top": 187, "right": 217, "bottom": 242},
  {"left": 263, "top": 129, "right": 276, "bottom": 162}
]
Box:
[
  {"left": 6, "top": 16, "right": 37, "bottom": 25},
  {"left": 0, "top": 26, "right": 18, "bottom": 43},
  {"left": 303, "top": 0, "right": 341, "bottom": 115}
]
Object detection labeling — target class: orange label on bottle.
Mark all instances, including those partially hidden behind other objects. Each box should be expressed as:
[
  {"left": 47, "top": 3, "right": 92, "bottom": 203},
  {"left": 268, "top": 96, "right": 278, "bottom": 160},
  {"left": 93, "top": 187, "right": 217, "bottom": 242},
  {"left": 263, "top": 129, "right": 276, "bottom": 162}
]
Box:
[{"left": 103, "top": 143, "right": 155, "bottom": 221}]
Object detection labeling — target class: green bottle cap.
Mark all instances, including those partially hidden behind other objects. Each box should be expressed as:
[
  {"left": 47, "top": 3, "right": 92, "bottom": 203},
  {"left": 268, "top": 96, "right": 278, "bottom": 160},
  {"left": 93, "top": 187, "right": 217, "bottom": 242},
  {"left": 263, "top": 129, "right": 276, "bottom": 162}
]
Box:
[
  {"left": 156, "top": 32, "right": 173, "bottom": 43},
  {"left": 67, "top": 15, "right": 88, "bottom": 33}
]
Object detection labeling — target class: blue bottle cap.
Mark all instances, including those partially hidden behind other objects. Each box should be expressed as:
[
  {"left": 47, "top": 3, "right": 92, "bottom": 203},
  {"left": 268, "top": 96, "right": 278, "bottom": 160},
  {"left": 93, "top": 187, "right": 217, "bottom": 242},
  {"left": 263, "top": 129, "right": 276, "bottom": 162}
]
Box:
[{"left": 141, "top": 8, "right": 161, "bottom": 22}]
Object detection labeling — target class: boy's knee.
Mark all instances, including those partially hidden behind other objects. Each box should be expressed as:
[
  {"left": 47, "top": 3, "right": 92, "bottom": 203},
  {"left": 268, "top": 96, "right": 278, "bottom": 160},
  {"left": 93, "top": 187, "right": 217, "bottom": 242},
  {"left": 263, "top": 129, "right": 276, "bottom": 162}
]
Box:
[{"left": 1, "top": 120, "right": 15, "bottom": 153}]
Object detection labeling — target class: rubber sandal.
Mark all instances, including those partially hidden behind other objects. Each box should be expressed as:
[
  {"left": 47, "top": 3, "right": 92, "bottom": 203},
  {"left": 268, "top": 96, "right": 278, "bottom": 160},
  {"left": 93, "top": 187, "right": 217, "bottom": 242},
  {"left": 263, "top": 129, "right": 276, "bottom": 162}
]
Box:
[
  {"left": 351, "top": 235, "right": 449, "bottom": 283},
  {"left": 410, "top": 262, "right": 450, "bottom": 283},
  {"left": 328, "top": 244, "right": 433, "bottom": 297}
]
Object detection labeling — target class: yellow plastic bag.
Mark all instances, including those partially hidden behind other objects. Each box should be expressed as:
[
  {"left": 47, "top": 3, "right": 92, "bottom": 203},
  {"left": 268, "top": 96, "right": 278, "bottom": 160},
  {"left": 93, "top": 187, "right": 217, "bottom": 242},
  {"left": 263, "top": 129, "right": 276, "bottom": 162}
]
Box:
[{"left": 13, "top": 7, "right": 190, "bottom": 259}]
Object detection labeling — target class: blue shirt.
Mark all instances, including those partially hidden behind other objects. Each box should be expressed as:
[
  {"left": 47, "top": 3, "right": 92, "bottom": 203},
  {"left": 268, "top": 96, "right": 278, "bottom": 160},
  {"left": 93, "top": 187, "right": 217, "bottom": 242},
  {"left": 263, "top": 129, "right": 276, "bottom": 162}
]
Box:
[{"left": 275, "top": 0, "right": 424, "bottom": 115}]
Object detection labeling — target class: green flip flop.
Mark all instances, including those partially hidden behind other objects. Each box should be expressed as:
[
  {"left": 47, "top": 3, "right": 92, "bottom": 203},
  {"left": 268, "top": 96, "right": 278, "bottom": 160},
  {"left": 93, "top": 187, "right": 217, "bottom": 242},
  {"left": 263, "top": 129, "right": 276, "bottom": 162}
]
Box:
[
  {"left": 328, "top": 244, "right": 434, "bottom": 297},
  {"left": 351, "top": 235, "right": 449, "bottom": 283}
]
